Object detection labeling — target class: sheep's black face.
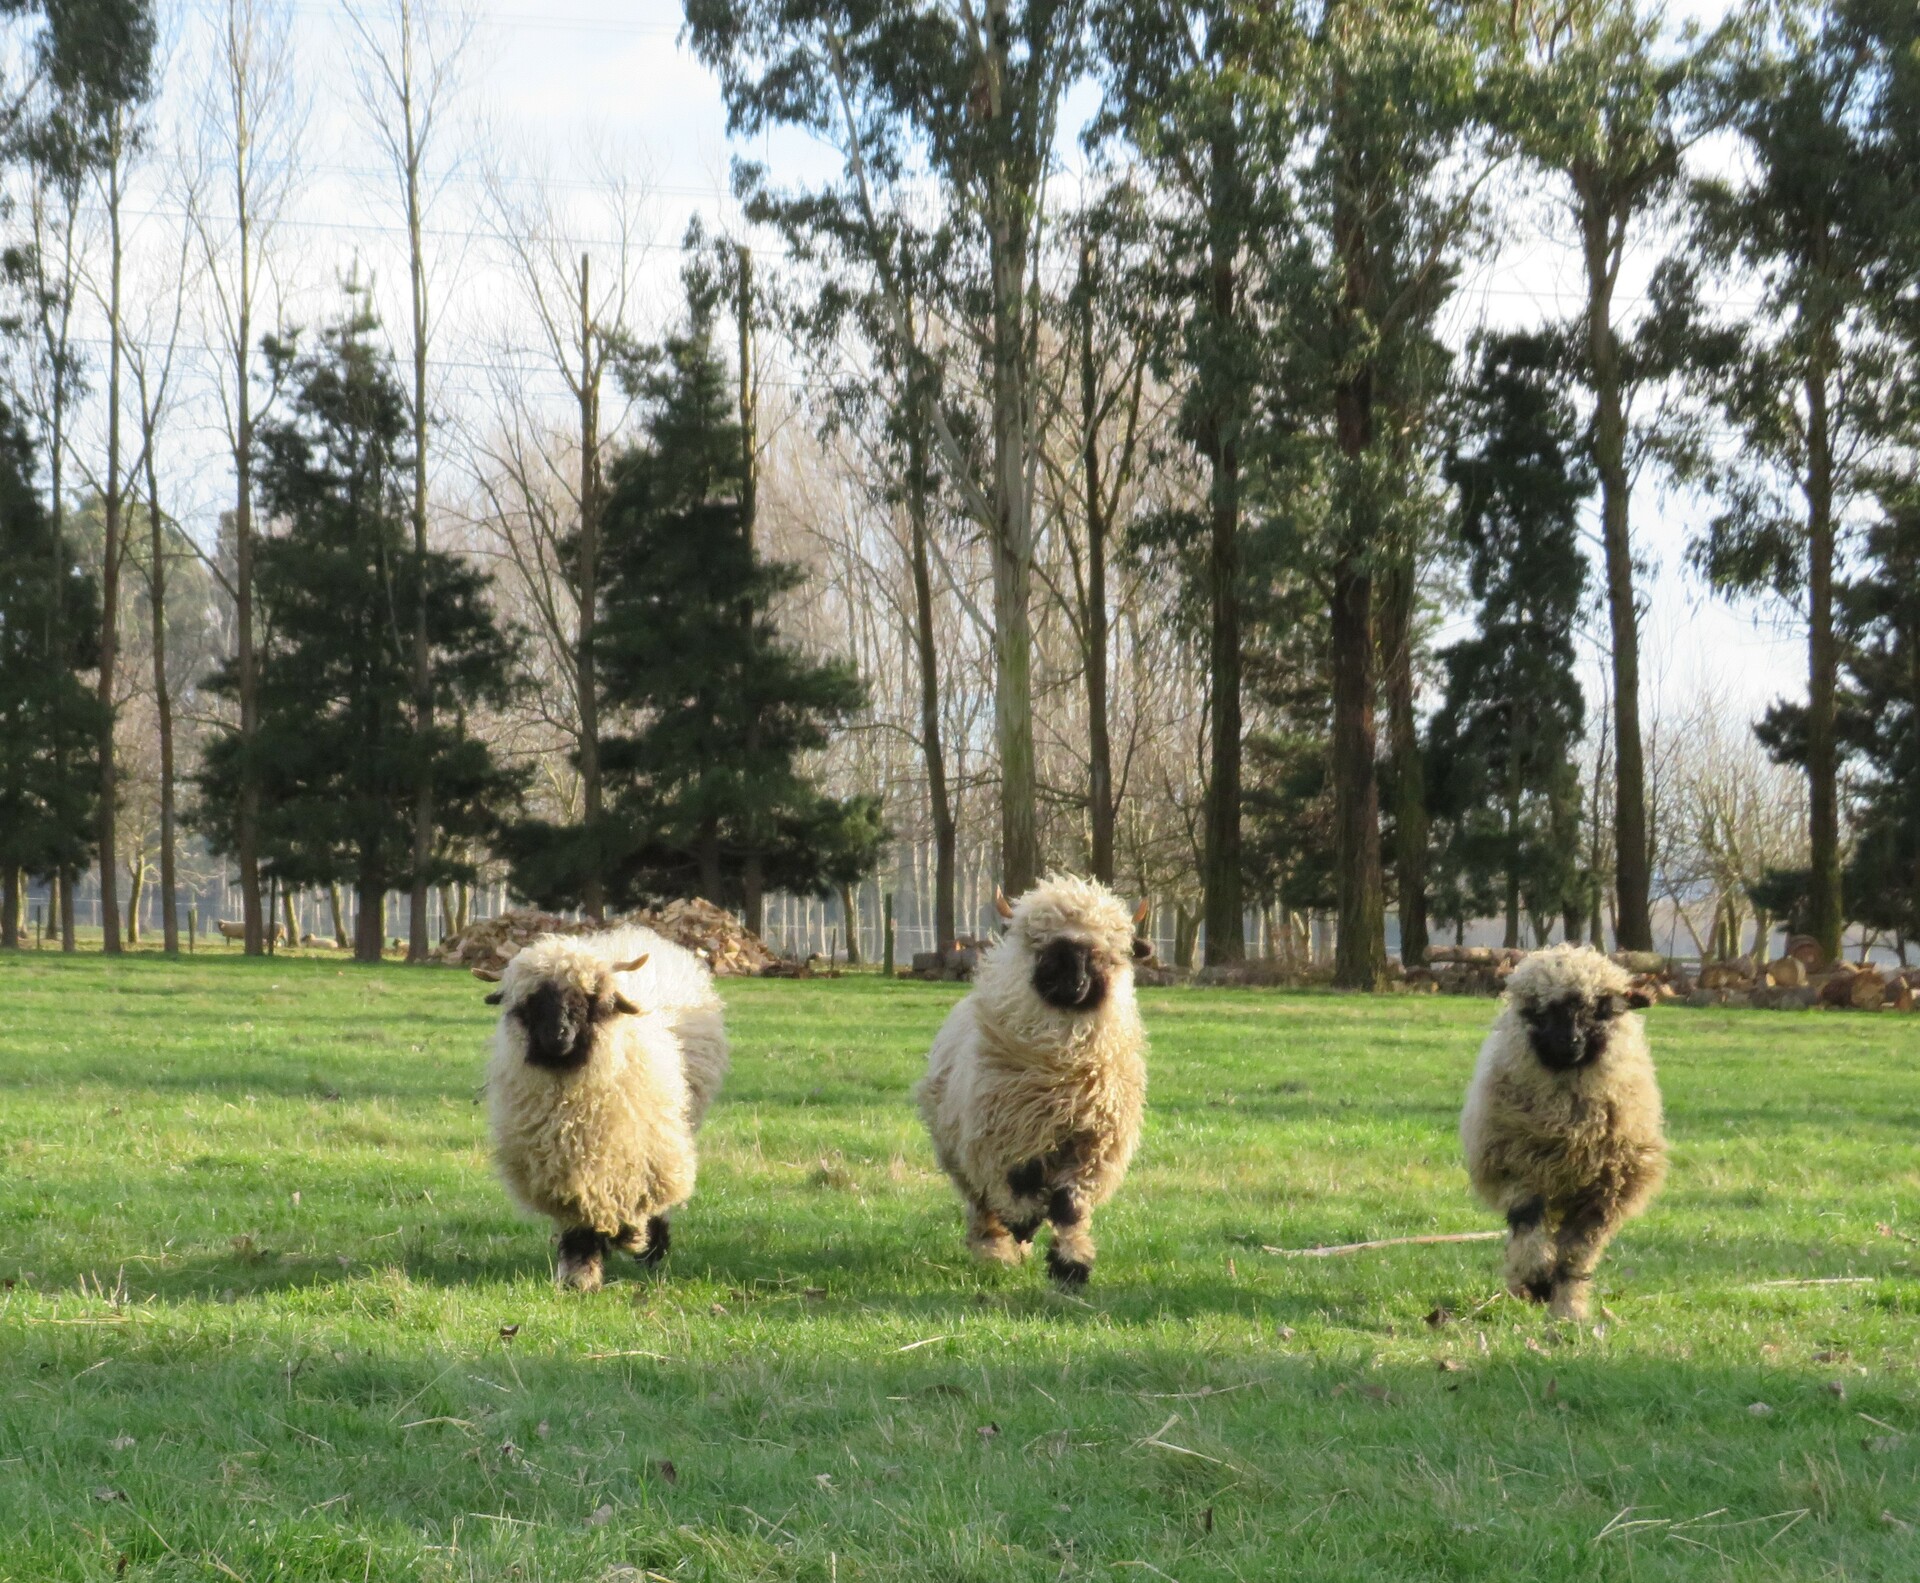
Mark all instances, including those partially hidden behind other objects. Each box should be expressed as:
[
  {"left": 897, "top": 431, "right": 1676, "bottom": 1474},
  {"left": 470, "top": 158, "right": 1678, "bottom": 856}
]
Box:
[
  {"left": 1521, "top": 992, "right": 1625, "bottom": 1072},
  {"left": 514, "top": 983, "right": 598, "bottom": 1071},
  {"left": 1032, "top": 937, "right": 1108, "bottom": 1012}
]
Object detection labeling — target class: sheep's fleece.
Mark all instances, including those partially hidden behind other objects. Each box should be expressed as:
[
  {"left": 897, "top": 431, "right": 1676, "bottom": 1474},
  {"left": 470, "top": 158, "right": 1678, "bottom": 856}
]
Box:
[
  {"left": 485, "top": 927, "right": 729, "bottom": 1239},
  {"left": 1461, "top": 943, "right": 1665, "bottom": 1318},
  {"left": 918, "top": 874, "right": 1147, "bottom": 1275}
]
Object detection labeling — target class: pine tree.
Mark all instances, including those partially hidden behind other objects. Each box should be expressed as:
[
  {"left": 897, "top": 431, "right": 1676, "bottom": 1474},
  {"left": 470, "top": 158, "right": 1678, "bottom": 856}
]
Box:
[
  {"left": 1831, "top": 499, "right": 1920, "bottom": 942},
  {"left": 1689, "top": 0, "right": 1911, "bottom": 962},
  {"left": 0, "top": 397, "right": 103, "bottom": 946},
  {"left": 516, "top": 292, "right": 884, "bottom": 927},
  {"left": 193, "top": 286, "right": 521, "bottom": 963},
  {"left": 1426, "top": 334, "right": 1590, "bottom": 950}
]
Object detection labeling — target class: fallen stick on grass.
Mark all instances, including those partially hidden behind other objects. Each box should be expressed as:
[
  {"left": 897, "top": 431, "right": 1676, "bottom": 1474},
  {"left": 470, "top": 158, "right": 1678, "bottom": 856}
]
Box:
[{"left": 1262, "top": 1231, "right": 1503, "bottom": 1258}]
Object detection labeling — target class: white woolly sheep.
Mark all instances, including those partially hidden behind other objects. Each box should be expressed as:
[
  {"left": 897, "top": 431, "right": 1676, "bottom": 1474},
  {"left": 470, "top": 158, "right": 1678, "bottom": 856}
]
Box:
[
  {"left": 1460, "top": 943, "right": 1665, "bottom": 1321},
  {"left": 917, "top": 875, "right": 1151, "bottom": 1286},
  {"left": 477, "top": 925, "right": 730, "bottom": 1290}
]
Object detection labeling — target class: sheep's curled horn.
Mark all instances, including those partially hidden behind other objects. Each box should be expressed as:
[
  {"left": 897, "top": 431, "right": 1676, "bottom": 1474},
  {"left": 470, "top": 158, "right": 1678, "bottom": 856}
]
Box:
[
  {"left": 471, "top": 953, "right": 650, "bottom": 1013},
  {"left": 995, "top": 886, "right": 1014, "bottom": 922}
]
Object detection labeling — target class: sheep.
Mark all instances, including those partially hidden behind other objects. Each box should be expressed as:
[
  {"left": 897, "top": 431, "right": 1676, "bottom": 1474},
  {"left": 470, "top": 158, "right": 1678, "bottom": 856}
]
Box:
[
  {"left": 1460, "top": 943, "right": 1665, "bottom": 1322},
  {"left": 917, "top": 875, "right": 1151, "bottom": 1287},
  {"left": 476, "top": 925, "right": 729, "bottom": 1291}
]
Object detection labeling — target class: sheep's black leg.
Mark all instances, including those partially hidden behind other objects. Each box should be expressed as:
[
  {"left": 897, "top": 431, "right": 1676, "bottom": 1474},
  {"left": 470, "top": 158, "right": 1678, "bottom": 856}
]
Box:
[
  {"left": 1548, "top": 1191, "right": 1618, "bottom": 1322},
  {"left": 1503, "top": 1196, "right": 1553, "bottom": 1304},
  {"left": 1044, "top": 1185, "right": 1094, "bottom": 1287},
  {"left": 612, "top": 1217, "right": 672, "bottom": 1266},
  {"left": 556, "top": 1226, "right": 607, "bottom": 1292},
  {"left": 1005, "top": 1158, "right": 1048, "bottom": 1245}
]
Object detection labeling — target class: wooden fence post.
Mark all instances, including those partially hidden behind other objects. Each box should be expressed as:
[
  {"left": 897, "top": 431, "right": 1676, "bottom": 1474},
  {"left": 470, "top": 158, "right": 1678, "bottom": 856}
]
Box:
[{"left": 882, "top": 891, "right": 895, "bottom": 978}]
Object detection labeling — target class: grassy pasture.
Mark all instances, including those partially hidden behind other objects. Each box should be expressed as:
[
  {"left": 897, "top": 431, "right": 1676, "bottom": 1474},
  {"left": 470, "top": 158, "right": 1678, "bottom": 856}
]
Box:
[{"left": 1, "top": 951, "right": 1916, "bottom": 1582}]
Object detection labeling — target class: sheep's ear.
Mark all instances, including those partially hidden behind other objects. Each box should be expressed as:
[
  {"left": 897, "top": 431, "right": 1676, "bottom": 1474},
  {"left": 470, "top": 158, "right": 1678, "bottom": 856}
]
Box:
[
  {"left": 484, "top": 990, "right": 504, "bottom": 1006},
  {"left": 610, "top": 992, "right": 642, "bottom": 1016},
  {"left": 1131, "top": 936, "right": 1153, "bottom": 961},
  {"left": 472, "top": 965, "right": 504, "bottom": 983},
  {"left": 1132, "top": 897, "right": 1150, "bottom": 929},
  {"left": 610, "top": 954, "right": 650, "bottom": 975},
  {"left": 994, "top": 887, "right": 1014, "bottom": 921},
  {"left": 1624, "top": 988, "right": 1653, "bottom": 1010}
]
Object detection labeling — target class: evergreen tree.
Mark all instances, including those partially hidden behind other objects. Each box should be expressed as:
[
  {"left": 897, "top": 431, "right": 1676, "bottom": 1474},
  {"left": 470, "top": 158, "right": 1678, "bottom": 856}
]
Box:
[
  {"left": 1426, "top": 334, "right": 1590, "bottom": 949},
  {"left": 0, "top": 396, "right": 102, "bottom": 946},
  {"left": 1495, "top": 0, "right": 1700, "bottom": 954},
  {"left": 1830, "top": 499, "right": 1920, "bottom": 942},
  {"left": 509, "top": 291, "right": 885, "bottom": 928},
  {"left": 1689, "top": 0, "right": 1911, "bottom": 962},
  {"left": 193, "top": 287, "right": 521, "bottom": 963}
]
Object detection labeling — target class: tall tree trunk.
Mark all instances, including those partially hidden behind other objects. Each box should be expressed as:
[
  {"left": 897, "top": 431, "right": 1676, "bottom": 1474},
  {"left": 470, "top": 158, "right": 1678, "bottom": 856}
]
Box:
[
  {"left": 1330, "top": 548, "right": 1386, "bottom": 987},
  {"left": 1329, "top": 392, "right": 1386, "bottom": 980},
  {"left": 984, "top": 5, "right": 1039, "bottom": 895},
  {"left": 354, "top": 871, "right": 385, "bottom": 964},
  {"left": 98, "top": 124, "right": 128, "bottom": 956},
  {"left": 575, "top": 253, "right": 605, "bottom": 921},
  {"left": 146, "top": 389, "right": 179, "bottom": 956},
  {"left": 403, "top": 12, "right": 435, "bottom": 966},
  {"left": 1804, "top": 355, "right": 1842, "bottom": 961},
  {"left": 1503, "top": 771, "right": 1522, "bottom": 950},
  {"left": 742, "top": 856, "right": 765, "bottom": 938},
  {"left": 1078, "top": 239, "right": 1117, "bottom": 887},
  {"left": 735, "top": 243, "right": 765, "bottom": 940},
  {"left": 1, "top": 868, "right": 16, "bottom": 949},
  {"left": 1201, "top": 201, "right": 1243, "bottom": 965},
  {"left": 233, "top": 128, "right": 265, "bottom": 958},
  {"left": 1582, "top": 191, "right": 1652, "bottom": 951},
  {"left": 283, "top": 886, "right": 299, "bottom": 947},
  {"left": 906, "top": 393, "right": 957, "bottom": 951},
  {"left": 838, "top": 880, "right": 862, "bottom": 965},
  {"left": 1329, "top": 60, "right": 1387, "bottom": 990},
  {"left": 698, "top": 822, "right": 723, "bottom": 908},
  {"left": 126, "top": 856, "right": 142, "bottom": 944},
  {"left": 1379, "top": 550, "right": 1428, "bottom": 967},
  {"left": 328, "top": 883, "right": 347, "bottom": 948}
]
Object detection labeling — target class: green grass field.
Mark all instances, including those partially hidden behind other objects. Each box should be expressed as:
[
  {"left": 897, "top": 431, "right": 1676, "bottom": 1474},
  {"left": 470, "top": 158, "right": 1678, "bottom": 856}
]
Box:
[{"left": 2, "top": 952, "right": 1916, "bottom": 1582}]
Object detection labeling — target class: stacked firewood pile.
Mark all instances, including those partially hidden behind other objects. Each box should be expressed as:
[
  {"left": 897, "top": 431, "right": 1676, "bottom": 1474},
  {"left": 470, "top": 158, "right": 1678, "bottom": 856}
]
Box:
[
  {"left": 910, "top": 938, "right": 992, "bottom": 982},
  {"left": 432, "top": 900, "right": 781, "bottom": 977},
  {"left": 1408, "top": 946, "right": 1677, "bottom": 1001},
  {"left": 1682, "top": 935, "right": 1920, "bottom": 1011}
]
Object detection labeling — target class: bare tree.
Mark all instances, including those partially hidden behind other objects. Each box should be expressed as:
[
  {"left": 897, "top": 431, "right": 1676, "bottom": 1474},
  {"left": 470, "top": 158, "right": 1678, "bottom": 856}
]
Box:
[
  {"left": 345, "top": 0, "right": 474, "bottom": 961},
  {"left": 193, "top": 0, "right": 304, "bottom": 954},
  {"left": 127, "top": 159, "right": 198, "bottom": 956},
  {"left": 470, "top": 135, "right": 654, "bottom": 913}
]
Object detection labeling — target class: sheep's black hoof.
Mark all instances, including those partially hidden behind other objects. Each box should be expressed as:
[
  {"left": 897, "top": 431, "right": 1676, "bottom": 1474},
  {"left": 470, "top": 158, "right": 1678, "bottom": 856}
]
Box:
[
  {"left": 1517, "top": 1276, "right": 1552, "bottom": 1304},
  {"left": 637, "top": 1215, "right": 671, "bottom": 1267},
  {"left": 1046, "top": 1249, "right": 1091, "bottom": 1287},
  {"left": 1007, "top": 1218, "right": 1041, "bottom": 1246}
]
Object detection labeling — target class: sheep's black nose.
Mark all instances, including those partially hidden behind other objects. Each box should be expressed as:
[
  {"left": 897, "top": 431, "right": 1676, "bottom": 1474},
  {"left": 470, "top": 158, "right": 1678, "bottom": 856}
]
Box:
[{"left": 1033, "top": 939, "right": 1106, "bottom": 1012}]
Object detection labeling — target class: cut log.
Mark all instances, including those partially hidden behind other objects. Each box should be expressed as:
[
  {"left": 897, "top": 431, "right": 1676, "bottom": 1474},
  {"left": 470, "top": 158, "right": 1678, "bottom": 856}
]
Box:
[
  {"left": 1786, "top": 933, "right": 1827, "bottom": 970},
  {"left": 1849, "top": 967, "right": 1887, "bottom": 1011},
  {"left": 1816, "top": 966, "right": 1857, "bottom": 1008},
  {"left": 1766, "top": 955, "right": 1808, "bottom": 988}
]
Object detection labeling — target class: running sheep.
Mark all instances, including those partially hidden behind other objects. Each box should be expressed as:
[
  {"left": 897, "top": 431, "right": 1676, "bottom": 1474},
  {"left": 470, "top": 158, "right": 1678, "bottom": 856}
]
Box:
[
  {"left": 917, "top": 875, "right": 1151, "bottom": 1286},
  {"left": 1460, "top": 943, "right": 1665, "bottom": 1321},
  {"left": 476, "top": 926, "right": 729, "bottom": 1291}
]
